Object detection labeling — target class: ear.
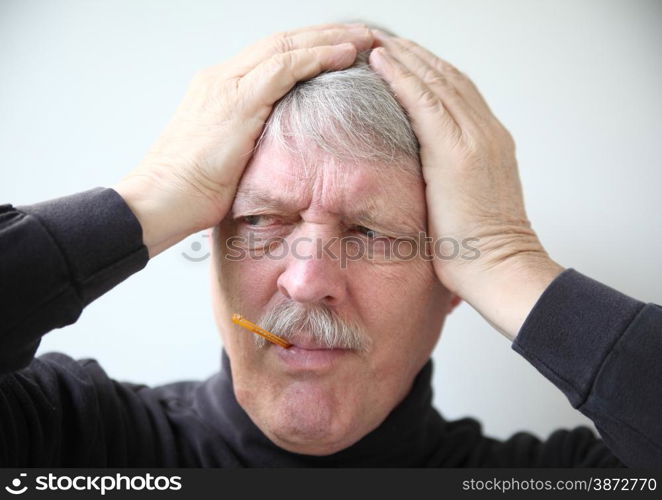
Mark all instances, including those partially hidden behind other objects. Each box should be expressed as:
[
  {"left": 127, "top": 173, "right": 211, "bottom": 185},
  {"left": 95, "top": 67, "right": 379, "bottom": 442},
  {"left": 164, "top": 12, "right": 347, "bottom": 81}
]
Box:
[{"left": 448, "top": 294, "right": 462, "bottom": 314}]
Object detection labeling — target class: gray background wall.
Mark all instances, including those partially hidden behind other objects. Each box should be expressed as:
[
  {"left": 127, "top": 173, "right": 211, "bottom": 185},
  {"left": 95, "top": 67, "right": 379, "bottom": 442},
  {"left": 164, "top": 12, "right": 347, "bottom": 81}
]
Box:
[{"left": 2, "top": 0, "right": 661, "bottom": 441}]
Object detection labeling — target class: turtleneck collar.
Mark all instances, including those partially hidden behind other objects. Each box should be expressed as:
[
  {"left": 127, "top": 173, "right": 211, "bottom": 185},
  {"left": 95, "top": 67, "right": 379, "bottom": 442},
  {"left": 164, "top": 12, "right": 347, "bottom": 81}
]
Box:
[{"left": 193, "top": 348, "right": 447, "bottom": 466}]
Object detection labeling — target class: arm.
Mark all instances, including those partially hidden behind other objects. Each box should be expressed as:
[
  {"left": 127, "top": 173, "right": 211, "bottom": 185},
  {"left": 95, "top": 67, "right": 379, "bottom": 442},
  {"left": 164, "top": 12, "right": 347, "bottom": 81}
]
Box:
[
  {"left": 1, "top": 25, "right": 374, "bottom": 355},
  {"left": 444, "top": 416, "right": 624, "bottom": 466},
  {"left": 369, "top": 31, "right": 661, "bottom": 467},
  {"left": 0, "top": 188, "right": 148, "bottom": 374},
  {"left": 512, "top": 267, "right": 662, "bottom": 467},
  {"left": 0, "top": 24, "right": 375, "bottom": 466},
  {"left": 0, "top": 189, "right": 169, "bottom": 466},
  {"left": 441, "top": 267, "right": 657, "bottom": 467}
]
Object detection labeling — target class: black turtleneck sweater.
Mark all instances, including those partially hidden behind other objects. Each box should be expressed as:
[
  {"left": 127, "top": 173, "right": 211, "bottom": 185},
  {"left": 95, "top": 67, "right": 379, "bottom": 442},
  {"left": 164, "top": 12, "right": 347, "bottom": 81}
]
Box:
[{"left": 1, "top": 188, "right": 661, "bottom": 467}]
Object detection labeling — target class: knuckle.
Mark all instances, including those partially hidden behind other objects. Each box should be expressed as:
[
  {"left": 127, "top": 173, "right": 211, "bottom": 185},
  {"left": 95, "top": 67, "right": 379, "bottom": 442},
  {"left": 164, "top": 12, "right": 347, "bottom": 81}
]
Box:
[
  {"left": 272, "top": 35, "right": 294, "bottom": 53},
  {"left": 463, "top": 134, "right": 482, "bottom": 156},
  {"left": 433, "top": 59, "right": 461, "bottom": 78},
  {"left": 447, "top": 85, "right": 463, "bottom": 101},
  {"left": 448, "top": 69, "right": 471, "bottom": 87},
  {"left": 456, "top": 69, "right": 470, "bottom": 82},
  {"left": 397, "top": 37, "right": 417, "bottom": 51},
  {"left": 431, "top": 59, "right": 446, "bottom": 74},
  {"left": 446, "top": 64, "right": 462, "bottom": 78},
  {"left": 416, "top": 88, "right": 440, "bottom": 109},
  {"left": 398, "top": 66, "right": 416, "bottom": 82},
  {"left": 269, "top": 51, "right": 295, "bottom": 73},
  {"left": 422, "top": 68, "right": 449, "bottom": 88}
]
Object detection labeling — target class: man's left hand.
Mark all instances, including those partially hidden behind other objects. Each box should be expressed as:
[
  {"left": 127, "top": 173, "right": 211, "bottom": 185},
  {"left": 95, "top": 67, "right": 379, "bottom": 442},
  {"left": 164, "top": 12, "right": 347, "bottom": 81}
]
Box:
[{"left": 369, "top": 31, "right": 564, "bottom": 340}]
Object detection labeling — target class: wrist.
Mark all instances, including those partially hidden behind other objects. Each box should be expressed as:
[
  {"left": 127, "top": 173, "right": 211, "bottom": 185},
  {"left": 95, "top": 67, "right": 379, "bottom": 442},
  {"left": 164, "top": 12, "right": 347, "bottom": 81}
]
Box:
[
  {"left": 113, "top": 177, "right": 200, "bottom": 258},
  {"left": 451, "top": 249, "right": 565, "bottom": 341}
]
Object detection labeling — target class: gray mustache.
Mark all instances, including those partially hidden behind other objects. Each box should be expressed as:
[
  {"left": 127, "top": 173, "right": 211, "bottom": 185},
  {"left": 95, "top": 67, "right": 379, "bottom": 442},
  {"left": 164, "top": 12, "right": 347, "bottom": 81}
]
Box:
[{"left": 256, "top": 301, "right": 371, "bottom": 351}]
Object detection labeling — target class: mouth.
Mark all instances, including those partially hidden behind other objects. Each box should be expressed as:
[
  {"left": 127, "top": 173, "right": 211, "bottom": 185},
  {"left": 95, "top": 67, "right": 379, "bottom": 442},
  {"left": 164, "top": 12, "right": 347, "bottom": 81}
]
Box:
[
  {"left": 288, "top": 339, "right": 342, "bottom": 350},
  {"left": 274, "top": 337, "right": 351, "bottom": 371}
]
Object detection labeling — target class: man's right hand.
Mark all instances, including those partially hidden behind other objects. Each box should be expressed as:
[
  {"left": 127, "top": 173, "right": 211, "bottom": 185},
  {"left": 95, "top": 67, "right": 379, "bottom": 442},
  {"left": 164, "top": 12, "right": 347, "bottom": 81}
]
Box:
[{"left": 114, "top": 23, "right": 374, "bottom": 257}]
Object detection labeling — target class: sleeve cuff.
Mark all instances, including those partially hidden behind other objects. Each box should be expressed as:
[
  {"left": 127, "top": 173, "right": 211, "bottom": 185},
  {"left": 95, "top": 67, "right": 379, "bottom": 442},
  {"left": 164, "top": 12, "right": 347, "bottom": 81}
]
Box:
[
  {"left": 17, "top": 187, "right": 149, "bottom": 305},
  {"left": 512, "top": 268, "right": 646, "bottom": 407}
]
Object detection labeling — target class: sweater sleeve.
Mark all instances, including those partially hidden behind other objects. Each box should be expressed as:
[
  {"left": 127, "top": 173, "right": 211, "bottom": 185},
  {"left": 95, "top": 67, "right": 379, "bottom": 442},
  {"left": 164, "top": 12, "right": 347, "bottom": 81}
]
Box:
[
  {"left": 0, "top": 187, "right": 149, "bottom": 374},
  {"left": 0, "top": 188, "right": 174, "bottom": 466},
  {"left": 512, "top": 268, "right": 662, "bottom": 467}
]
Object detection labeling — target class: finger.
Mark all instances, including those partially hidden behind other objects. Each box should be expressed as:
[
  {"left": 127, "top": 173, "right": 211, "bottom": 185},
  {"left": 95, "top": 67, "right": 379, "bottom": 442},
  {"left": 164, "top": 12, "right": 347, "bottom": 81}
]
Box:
[
  {"left": 240, "top": 43, "right": 359, "bottom": 112},
  {"left": 393, "top": 39, "right": 487, "bottom": 133},
  {"left": 375, "top": 31, "right": 492, "bottom": 115},
  {"left": 398, "top": 39, "right": 492, "bottom": 114},
  {"left": 228, "top": 26, "right": 373, "bottom": 76},
  {"left": 371, "top": 34, "right": 480, "bottom": 132},
  {"left": 283, "top": 22, "right": 369, "bottom": 36},
  {"left": 368, "top": 47, "right": 462, "bottom": 149}
]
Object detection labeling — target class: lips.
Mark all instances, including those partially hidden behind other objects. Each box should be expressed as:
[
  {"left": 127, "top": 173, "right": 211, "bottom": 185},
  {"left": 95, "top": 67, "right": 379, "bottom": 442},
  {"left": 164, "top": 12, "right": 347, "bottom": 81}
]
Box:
[
  {"left": 283, "top": 332, "right": 343, "bottom": 350},
  {"left": 288, "top": 339, "right": 340, "bottom": 350},
  {"left": 273, "top": 334, "right": 350, "bottom": 371}
]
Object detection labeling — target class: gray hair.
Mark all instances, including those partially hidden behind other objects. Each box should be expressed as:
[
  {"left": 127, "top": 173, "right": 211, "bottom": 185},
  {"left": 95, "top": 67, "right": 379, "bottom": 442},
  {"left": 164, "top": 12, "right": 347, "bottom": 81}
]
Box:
[{"left": 254, "top": 49, "right": 421, "bottom": 174}]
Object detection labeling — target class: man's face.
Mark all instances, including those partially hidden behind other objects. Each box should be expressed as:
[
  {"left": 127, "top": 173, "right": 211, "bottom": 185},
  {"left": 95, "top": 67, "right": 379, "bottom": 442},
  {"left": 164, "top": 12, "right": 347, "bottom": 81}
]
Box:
[{"left": 210, "top": 139, "right": 458, "bottom": 455}]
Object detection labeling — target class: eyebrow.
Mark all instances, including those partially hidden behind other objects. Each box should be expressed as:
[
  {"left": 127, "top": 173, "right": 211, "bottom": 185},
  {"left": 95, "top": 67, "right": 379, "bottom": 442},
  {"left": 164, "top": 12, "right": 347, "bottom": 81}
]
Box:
[
  {"left": 232, "top": 189, "right": 300, "bottom": 214},
  {"left": 232, "top": 188, "right": 424, "bottom": 236}
]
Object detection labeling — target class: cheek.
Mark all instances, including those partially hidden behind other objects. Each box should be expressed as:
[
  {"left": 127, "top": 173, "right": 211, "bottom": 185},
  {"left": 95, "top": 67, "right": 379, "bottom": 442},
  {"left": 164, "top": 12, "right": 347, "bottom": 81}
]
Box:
[
  {"left": 349, "top": 259, "right": 447, "bottom": 367},
  {"left": 212, "top": 228, "right": 284, "bottom": 353},
  {"left": 216, "top": 223, "right": 279, "bottom": 303},
  {"left": 219, "top": 258, "right": 281, "bottom": 318},
  {"left": 350, "top": 258, "right": 441, "bottom": 328}
]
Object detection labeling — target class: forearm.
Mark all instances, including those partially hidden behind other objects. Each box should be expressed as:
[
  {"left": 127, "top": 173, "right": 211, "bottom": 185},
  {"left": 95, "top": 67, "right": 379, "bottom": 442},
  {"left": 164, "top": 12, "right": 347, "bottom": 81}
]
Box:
[
  {"left": 0, "top": 188, "right": 148, "bottom": 374},
  {"left": 512, "top": 268, "right": 661, "bottom": 466}
]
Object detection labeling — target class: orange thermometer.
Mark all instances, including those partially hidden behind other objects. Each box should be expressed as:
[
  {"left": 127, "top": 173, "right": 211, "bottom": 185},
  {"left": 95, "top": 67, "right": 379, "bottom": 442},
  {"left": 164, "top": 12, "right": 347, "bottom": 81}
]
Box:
[{"left": 232, "top": 313, "right": 292, "bottom": 349}]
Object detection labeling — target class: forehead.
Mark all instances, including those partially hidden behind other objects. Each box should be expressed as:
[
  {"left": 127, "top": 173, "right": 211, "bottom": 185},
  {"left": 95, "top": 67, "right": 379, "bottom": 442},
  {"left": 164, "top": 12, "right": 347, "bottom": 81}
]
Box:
[{"left": 234, "top": 141, "right": 425, "bottom": 224}]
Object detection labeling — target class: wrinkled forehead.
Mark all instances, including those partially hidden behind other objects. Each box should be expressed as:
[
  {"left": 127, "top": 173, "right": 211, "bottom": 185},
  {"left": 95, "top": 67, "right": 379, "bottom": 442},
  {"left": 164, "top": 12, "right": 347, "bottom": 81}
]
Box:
[{"left": 233, "top": 140, "right": 426, "bottom": 226}]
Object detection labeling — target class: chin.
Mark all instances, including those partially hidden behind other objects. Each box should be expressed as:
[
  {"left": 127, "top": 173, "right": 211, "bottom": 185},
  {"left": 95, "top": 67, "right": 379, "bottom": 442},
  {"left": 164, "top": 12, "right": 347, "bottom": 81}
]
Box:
[{"left": 262, "top": 380, "right": 366, "bottom": 456}]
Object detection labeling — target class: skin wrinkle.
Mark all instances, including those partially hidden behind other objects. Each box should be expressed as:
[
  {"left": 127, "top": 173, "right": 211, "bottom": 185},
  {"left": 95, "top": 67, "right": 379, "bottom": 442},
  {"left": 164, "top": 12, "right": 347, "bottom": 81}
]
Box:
[
  {"left": 210, "top": 139, "right": 459, "bottom": 456},
  {"left": 232, "top": 167, "right": 424, "bottom": 238},
  {"left": 111, "top": 22, "right": 568, "bottom": 461},
  {"left": 204, "top": 35, "right": 462, "bottom": 457}
]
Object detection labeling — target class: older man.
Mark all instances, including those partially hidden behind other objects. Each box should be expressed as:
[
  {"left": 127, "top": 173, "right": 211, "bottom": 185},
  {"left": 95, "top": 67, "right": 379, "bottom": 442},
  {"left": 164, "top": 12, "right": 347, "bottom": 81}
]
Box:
[{"left": 1, "top": 23, "right": 660, "bottom": 467}]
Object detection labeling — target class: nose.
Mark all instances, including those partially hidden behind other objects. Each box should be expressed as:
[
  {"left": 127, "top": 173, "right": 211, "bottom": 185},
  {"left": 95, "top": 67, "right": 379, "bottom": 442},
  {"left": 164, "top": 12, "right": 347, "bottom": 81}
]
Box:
[{"left": 276, "top": 227, "right": 348, "bottom": 306}]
